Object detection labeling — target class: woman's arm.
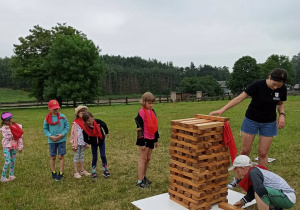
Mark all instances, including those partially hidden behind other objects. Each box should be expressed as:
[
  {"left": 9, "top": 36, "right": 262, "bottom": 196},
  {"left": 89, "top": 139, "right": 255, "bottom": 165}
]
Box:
[
  {"left": 209, "top": 92, "right": 249, "bottom": 116},
  {"left": 277, "top": 101, "right": 285, "bottom": 129}
]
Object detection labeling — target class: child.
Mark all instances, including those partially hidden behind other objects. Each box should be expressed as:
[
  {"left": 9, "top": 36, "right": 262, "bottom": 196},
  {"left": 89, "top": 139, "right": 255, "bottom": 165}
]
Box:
[
  {"left": 232, "top": 155, "right": 295, "bottom": 210},
  {"left": 82, "top": 111, "right": 110, "bottom": 180},
  {"left": 134, "top": 92, "right": 159, "bottom": 188},
  {"left": 0, "top": 112, "right": 24, "bottom": 182},
  {"left": 43, "top": 100, "right": 69, "bottom": 181},
  {"left": 70, "top": 105, "right": 91, "bottom": 178}
]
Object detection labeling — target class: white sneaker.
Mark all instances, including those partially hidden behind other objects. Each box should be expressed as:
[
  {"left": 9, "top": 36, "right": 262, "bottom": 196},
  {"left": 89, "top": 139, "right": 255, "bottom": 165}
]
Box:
[
  {"left": 74, "top": 172, "right": 82, "bottom": 178},
  {"left": 227, "top": 177, "right": 240, "bottom": 189},
  {"left": 9, "top": 176, "right": 16, "bottom": 181}
]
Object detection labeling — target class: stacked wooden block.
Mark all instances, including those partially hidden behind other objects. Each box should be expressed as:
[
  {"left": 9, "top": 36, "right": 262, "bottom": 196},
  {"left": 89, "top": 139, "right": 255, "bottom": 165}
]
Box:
[{"left": 169, "top": 114, "right": 230, "bottom": 210}]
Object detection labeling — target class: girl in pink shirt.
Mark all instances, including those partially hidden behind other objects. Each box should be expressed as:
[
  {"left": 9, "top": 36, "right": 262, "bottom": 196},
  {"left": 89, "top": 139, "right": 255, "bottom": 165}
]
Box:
[
  {"left": 134, "top": 92, "right": 159, "bottom": 188},
  {"left": 0, "top": 112, "right": 23, "bottom": 182}
]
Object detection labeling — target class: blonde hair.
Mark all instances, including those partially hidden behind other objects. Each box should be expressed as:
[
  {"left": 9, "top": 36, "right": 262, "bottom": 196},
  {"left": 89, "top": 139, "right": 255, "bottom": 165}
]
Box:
[{"left": 140, "top": 92, "right": 155, "bottom": 107}]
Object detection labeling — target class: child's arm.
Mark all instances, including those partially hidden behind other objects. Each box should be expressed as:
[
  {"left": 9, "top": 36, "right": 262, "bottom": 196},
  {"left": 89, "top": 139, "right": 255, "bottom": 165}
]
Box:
[
  {"left": 18, "top": 124, "right": 24, "bottom": 152},
  {"left": 70, "top": 123, "right": 78, "bottom": 150},
  {"left": 98, "top": 120, "right": 109, "bottom": 135},
  {"left": 57, "top": 117, "right": 70, "bottom": 140},
  {"left": 1, "top": 126, "right": 13, "bottom": 139},
  {"left": 43, "top": 119, "right": 52, "bottom": 138}
]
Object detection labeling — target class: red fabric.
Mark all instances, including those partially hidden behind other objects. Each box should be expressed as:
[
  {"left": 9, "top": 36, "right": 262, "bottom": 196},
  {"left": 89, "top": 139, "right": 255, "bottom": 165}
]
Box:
[
  {"left": 74, "top": 118, "right": 84, "bottom": 129},
  {"left": 45, "top": 112, "right": 65, "bottom": 126},
  {"left": 223, "top": 121, "right": 237, "bottom": 163},
  {"left": 143, "top": 108, "right": 158, "bottom": 136},
  {"left": 9, "top": 123, "right": 24, "bottom": 140},
  {"left": 239, "top": 165, "right": 268, "bottom": 192},
  {"left": 83, "top": 120, "right": 103, "bottom": 139}
]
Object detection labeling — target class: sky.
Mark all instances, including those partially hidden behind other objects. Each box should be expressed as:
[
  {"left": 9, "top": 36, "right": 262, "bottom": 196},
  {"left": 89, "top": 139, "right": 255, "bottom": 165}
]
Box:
[{"left": 1, "top": 0, "right": 300, "bottom": 70}]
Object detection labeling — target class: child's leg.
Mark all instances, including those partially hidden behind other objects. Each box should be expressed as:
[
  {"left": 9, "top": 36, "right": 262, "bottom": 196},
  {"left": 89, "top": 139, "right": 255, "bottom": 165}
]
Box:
[
  {"left": 58, "top": 141, "right": 66, "bottom": 173},
  {"left": 138, "top": 147, "right": 150, "bottom": 181},
  {"left": 91, "top": 144, "right": 98, "bottom": 174},
  {"left": 58, "top": 155, "right": 64, "bottom": 173},
  {"left": 143, "top": 148, "right": 153, "bottom": 177},
  {"left": 50, "top": 156, "right": 56, "bottom": 171},
  {"left": 2, "top": 148, "right": 11, "bottom": 179},
  {"left": 78, "top": 146, "right": 85, "bottom": 171},
  {"left": 9, "top": 149, "right": 17, "bottom": 176},
  {"left": 73, "top": 148, "right": 80, "bottom": 173},
  {"left": 99, "top": 141, "right": 107, "bottom": 167}
]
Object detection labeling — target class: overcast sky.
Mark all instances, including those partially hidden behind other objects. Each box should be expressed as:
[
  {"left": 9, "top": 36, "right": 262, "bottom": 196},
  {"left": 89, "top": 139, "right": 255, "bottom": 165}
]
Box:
[{"left": 1, "top": 0, "right": 300, "bottom": 70}]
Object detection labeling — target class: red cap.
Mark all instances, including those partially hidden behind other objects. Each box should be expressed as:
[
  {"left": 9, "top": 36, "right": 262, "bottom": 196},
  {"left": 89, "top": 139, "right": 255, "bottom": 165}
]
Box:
[{"left": 48, "top": 100, "right": 60, "bottom": 110}]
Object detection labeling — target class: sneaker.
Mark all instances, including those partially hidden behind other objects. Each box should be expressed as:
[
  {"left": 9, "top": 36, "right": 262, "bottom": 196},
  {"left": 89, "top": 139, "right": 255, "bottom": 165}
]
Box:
[
  {"left": 52, "top": 171, "right": 57, "bottom": 180},
  {"left": 137, "top": 180, "right": 147, "bottom": 189},
  {"left": 1, "top": 177, "right": 9, "bottom": 183},
  {"left": 80, "top": 170, "right": 91, "bottom": 176},
  {"left": 74, "top": 172, "right": 82, "bottom": 179},
  {"left": 9, "top": 176, "right": 16, "bottom": 181},
  {"left": 103, "top": 165, "right": 110, "bottom": 178},
  {"left": 143, "top": 176, "right": 152, "bottom": 185},
  {"left": 227, "top": 177, "right": 241, "bottom": 189},
  {"left": 56, "top": 172, "right": 64, "bottom": 181}
]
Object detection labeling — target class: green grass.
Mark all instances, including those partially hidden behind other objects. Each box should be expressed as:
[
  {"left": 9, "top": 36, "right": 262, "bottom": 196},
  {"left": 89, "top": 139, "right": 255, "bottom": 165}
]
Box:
[
  {"left": 0, "top": 97, "right": 299, "bottom": 210},
  {"left": 0, "top": 88, "right": 35, "bottom": 102}
]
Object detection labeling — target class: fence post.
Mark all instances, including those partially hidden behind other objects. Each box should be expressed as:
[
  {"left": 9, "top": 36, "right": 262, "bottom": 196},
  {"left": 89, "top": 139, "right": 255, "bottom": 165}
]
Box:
[
  {"left": 109, "top": 98, "right": 111, "bottom": 106},
  {"left": 125, "top": 97, "right": 128, "bottom": 105},
  {"left": 167, "top": 95, "right": 169, "bottom": 102},
  {"left": 159, "top": 96, "right": 161, "bottom": 103},
  {"left": 97, "top": 97, "right": 100, "bottom": 107}
]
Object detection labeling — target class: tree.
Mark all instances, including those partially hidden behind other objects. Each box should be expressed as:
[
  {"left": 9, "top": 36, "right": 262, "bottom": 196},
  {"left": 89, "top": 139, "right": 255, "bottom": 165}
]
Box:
[
  {"left": 180, "top": 76, "right": 222, "bottom": 96},
  {"left": 291, "top": 52, "right": 300, "bottom": 84},
  {"left": 0, "top": 57, "right": 13, "bottom": 88},
  {"left": 227, "top": 56, "right": 260, "bottom": 94},
  {"left": 11, "top": 23, "right": 88, "bottom": 101},
  {"left": 260, "top": 54, "right": 295, "bottom": 86},
  {"left": 42, "top": 34, "right": 104, "bottom": 106}
]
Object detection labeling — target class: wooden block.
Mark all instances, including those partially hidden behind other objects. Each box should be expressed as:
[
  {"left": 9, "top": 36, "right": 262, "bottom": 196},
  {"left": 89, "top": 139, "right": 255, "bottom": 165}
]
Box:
[
  {"left": 194, "top": 114, "right": 229, "bottom": 122},
  {"left": 218, "top": 202, "right": 243, "bottom": 210}
]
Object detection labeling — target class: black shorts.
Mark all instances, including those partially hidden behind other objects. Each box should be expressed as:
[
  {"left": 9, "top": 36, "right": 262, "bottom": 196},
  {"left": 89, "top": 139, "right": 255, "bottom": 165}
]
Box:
[{"left": 136, "top": 138, "right": 155, "bottom": 149}]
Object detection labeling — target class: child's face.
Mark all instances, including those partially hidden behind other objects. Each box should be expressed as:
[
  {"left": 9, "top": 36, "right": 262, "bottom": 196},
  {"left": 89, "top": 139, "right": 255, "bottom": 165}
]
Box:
[
  {"left": 144, "top": 101, "right": 154, "bottom": 110},
  {"left": 4, "top": 118, "right": 13, "bottom": 125},
  {"left": 78, "top": 109, "right": 87, "bottom": 118},
  {"left": 50, "top": 108, "right": 59, "bottom": 115},
  {"left": 86, "top": 117, "right": 94, "bottom": 126}
]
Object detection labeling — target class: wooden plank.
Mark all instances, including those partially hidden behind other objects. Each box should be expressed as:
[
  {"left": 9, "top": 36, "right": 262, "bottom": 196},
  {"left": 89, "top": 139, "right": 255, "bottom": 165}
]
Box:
[
  {"left": 218, "top": 202, "right": 243, "bottom": 210},
  {"left": 193, "top": 122, "right": 225, "bottom": 130},
  {"left": 171, "top": 125, "right": 202, "bottom": 134},
  {"left": 170, "top": 118, "right": 197, "bottom": 125},
  {"left": 179, "top": 119, "right": 211, "bottom": 128},
  {"left": 195, "top": 114, "right": 229, "bottom": 122}
]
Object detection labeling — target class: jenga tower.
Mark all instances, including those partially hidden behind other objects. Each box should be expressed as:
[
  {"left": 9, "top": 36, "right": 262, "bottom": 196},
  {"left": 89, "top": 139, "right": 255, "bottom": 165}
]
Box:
[{"left": 169, "top": 114, "right": 230, "bottom": 210}]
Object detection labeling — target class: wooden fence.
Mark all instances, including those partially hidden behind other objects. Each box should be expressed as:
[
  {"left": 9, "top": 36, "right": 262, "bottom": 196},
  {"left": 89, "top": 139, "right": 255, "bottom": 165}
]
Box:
[{"left": 0, "top": 96, "right": 170, "bottom": 109}]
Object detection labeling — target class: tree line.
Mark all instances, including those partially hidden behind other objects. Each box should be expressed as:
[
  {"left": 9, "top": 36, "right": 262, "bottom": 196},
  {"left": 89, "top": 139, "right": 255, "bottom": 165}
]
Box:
[{"left": 0, "top": 23, "right": 299, "bottom": 105}]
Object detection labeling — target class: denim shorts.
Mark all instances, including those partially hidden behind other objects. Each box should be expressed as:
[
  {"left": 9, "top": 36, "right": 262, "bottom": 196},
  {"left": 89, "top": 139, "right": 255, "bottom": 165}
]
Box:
[
  {"left": 49, "top": 141, "right": 66, "bottom": 156},
  {"left": 241, "top": 117, "right": 277, "bottom": 137}
]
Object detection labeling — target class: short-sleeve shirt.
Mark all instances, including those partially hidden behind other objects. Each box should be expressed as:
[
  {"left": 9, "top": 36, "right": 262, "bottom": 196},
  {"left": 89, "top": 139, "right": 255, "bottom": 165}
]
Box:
[{"left": 244, "top": 79, "right": 287, "bottom": 123}]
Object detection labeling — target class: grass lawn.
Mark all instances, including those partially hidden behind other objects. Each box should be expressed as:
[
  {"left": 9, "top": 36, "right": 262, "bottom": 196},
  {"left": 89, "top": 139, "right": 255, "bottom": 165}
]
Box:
[
  {"left": 0, "top": 97, "right": 299, "bottom": 210},
  {"left": 0, "top": 88, "right": 35, "bottom": 102}
]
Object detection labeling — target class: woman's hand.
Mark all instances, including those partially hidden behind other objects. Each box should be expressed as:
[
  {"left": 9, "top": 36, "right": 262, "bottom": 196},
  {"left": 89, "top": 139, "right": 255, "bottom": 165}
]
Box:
[
  {"left": 209, "top": 109, "right": 224, "bottom": 117},
  {"left": 155, "top": 142, "right": 158, "bottom": 148},
  {"left": 277, "top": 115, "right": 285, "bottom": 129}
]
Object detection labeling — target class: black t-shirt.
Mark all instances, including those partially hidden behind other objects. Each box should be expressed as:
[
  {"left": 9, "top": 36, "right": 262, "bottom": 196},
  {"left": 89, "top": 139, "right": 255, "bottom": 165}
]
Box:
[{"left": 245, "top": 79, "right": 287, "bottom": 123}]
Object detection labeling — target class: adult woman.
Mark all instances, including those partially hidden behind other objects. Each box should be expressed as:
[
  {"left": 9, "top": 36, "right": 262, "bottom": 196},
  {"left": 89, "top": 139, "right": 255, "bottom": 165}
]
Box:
[{"left": 209, "top": 68, "right": 287, "bottom": 188}]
